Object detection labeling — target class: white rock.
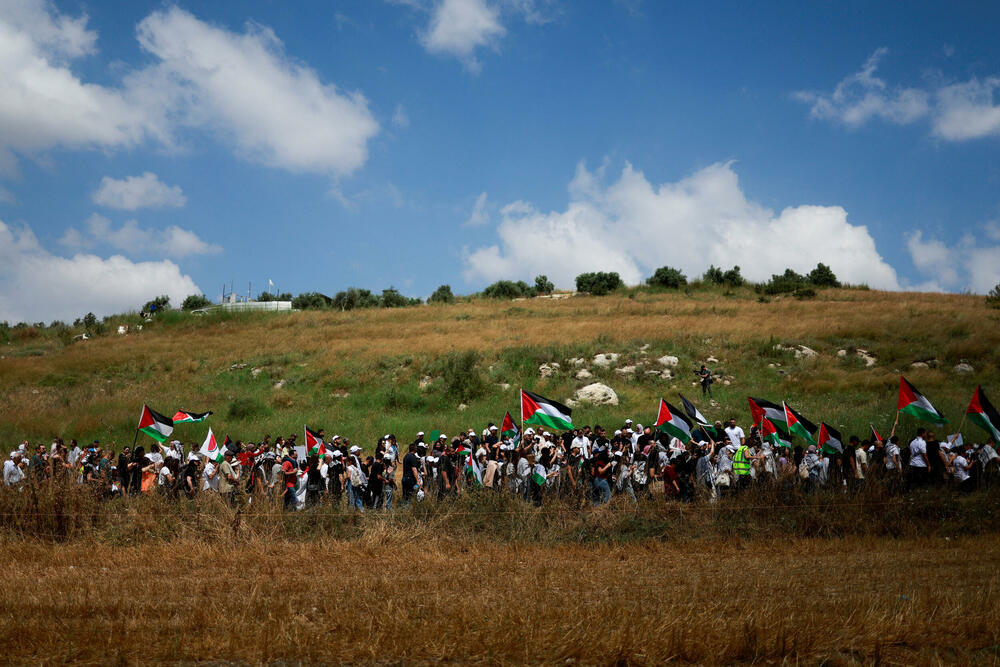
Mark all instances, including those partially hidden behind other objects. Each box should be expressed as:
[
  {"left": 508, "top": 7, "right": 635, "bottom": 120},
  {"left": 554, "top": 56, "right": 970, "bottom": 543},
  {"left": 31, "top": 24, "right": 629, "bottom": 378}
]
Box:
[
  {"left": 661, "top": 370, "right": 674, "bottom": 379},
  {"left": 565, "top": 398, "right": 579, "bottom": 408},
  {"left": 706, "top": 356, "right": 719, "bottom": 363},
  {"left": 768, "top": 363, "right": 775, "bottom": 368},
  {"left": 855, "top": 348, "right": 877, "bottom": 367},
  {"left": 837, "top": 349, "right": 847, "bottom": 358},
  {"left": 592, "top": 353, "right": 620, "bottom": 368},
  {"left": 614, "top": 365, "right": 637, "bottom": 376},
  {"left": 418, "top": 376, "right": 433, "bottom": 389},
  {"left": 723, "top": 380, "right": 731, "bottom": 386},
  {"left": 573, "top": 383, "right": 619, "bottom": 406},
  {"left": 644, "top": 370, "right": 661, "bottom": 377},
  {"left": 539, "top": 363, "right": 560, "bottom": 378},
  {"left": 639, "top": 343, "right": 650, "bottom": 351},
  {"left": 331, "top": 391, "right": 350, "bottom": 399},
  {"left": 458, "top": 403, "right": 468, "bottom": 411},
  {"left": 575, "top": 369, "right": 593, "bottom": 380},
  {"left": 251, "top": 368, "right": 262, "bottom": 378},
  {"left": 568, "top": 357, "right": 586, "bottom": 367},
  {"left": 794, "top": 346, "right": 818, "bottom": 359},
  {"left": 498, "top": 383, "right": 512, "bottom": 391},
  {"left": 230, "top": 363, "right": 247, "bottom": 371},
  {"left": 954, "top": 363, "right": 974, "bottom": 374},
  {"left": 273, "top": 380, "right": 286, "bottom": 389},
  {"left": 657, "top": 355, "right": 679, "bottom": 368},
  {"left": 909, "top": 361, "right": 929, "bottom": 370}
]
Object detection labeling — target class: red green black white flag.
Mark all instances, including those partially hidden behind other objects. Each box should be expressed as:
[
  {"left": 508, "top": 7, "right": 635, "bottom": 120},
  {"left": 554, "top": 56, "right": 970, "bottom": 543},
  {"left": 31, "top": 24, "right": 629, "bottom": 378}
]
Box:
[
  {"left": 305, "top": 426, "right": 325, "bottom": 456},
  {"left": 501, "top": 411, "right": 519, "bottom": 439},
  {"left": 172, "top": 409, "right": 212, "bottom": 423},
  {"left": 898, "top": 376, "right": 947, "bottom": 425},
  {"left": 655, "top": 398, "right": 693, "bottom": 444},
  {"left": 138, "top": 404, "right": 173, "bottom": 443},
  {"left": 783, "top": 401, "right": 817, "bottom": 445},
  {"left": 966, "top": 385, "right": 1000, "bottom": 442},
  {"left": 817, "top": 422, "right": 843, "bottom": 454},
  {"left": 199, "top": 427, "right": 224, "bottom": 462},
  {"left": 521, "top": 389, "right": 573, "bottom": 431}
]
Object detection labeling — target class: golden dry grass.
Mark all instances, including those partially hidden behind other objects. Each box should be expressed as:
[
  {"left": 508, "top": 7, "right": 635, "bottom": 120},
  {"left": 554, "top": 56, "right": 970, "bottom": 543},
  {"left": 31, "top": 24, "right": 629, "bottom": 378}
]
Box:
[{"left": 0, "top": 534, "right": 996, "bottom": 664}]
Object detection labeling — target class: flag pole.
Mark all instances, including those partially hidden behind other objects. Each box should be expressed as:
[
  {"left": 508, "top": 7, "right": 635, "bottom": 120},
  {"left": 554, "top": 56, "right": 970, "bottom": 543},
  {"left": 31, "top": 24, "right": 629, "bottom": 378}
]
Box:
[{"left": 949, "top": 414, "right": 967, "bottom": 446}]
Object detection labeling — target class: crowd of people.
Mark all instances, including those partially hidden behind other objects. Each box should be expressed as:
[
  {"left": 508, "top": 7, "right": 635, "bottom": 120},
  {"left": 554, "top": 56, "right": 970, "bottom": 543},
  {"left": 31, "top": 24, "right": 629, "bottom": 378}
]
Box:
[{"left": 4, "top": 418, "right": 998, "bottom": 510}]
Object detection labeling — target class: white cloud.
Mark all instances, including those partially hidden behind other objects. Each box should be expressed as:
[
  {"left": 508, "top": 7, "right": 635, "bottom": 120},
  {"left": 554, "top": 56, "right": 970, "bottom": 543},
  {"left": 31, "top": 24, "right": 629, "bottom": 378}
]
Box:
[
  {"left": 0, "top": 219, "right": 201, "bottom": 323},
  {"left": 60, "top": 213, "right": 221, "bottom": 259},
  {"left": 464, "top": 161, "right": 901, "bottom": 291},
  {"left": 392, "top": 103, "right": 410, "bottom": 129},
  {"left": 794, "top": 48, "right": 1000, "bottom": 142},
  {"left": 792, "top": 48, "right": 929, "bottom": 127},
  {"left": 906, "top": 229, "right": 1000, "bottom": 293},
  {"left": 421, "top": 0, "right": 505, "bottom": 71},
  {"left": 0, "top": 1, "right": 379, "bottom": 178},
  {"left": 91, "top": 172, "right": 186, "bottom": 210},
  {"left": 932, "top": 77, "right": 1000, "bottom": 140},
  {"left": 465, "top": 191, "right": 490, "bottom": 226},
  {"left": 0, "top": 1, "right": 166, "bottom": 175},
  {"left": 135, "top": 7, "right": 379, "bottom": 175}
]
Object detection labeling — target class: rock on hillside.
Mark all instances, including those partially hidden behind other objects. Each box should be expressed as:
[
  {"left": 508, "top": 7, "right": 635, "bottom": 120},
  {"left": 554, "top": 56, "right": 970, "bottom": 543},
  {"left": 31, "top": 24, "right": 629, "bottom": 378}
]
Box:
[{"left": 573, "top": 383, "right": 619, "bottom": 406}]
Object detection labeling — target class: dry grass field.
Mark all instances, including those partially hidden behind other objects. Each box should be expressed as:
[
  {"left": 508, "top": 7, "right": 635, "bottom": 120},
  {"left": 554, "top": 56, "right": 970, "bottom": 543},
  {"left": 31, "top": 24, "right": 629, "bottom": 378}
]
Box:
[{"left": 1, "top": 534, "right": 997, "bottom": 664}]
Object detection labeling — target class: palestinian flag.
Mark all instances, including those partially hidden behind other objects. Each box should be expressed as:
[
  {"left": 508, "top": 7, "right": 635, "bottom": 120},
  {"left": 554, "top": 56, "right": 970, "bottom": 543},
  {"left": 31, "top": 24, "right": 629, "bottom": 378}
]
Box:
[
  {"left": 500, "top": 411, "right": 519, "bottom": 439},
  {"left": 305, "top": 426, "right": 325, "bottom": 456},
  {"left": 172, "top": 409, "right": 212, "bottom": 423},
  {"left": 817, "top": 422, "right": 844, "bottom": 454},
  {"left": 137, "top": 405, "right": 173, "bottom": 443},
  {"left": 521, "top": 389, "right": 573, "bottom": 431},
  {"left": 222, "top": 435, "right": 235, "bottom": 454},
  {"left": 465, "top": 451, "right": 483, "bottom": 486},
  {"left": 531, "top": 466, "right": 547, "bottom": 486},
  {"left": 967, "top": 385, "right": 1000, "bottom": 442},
  {"left": 655, "top": 398, "right": 693, "bottom": 444},
  {"left": 870, "top": 424, "right": 883, "bottom": 444},
  {"left": 679, "top": 394, "right": 715, "bottom": 437},
  {"left": 761, "top": 418, "right": 789, "bottom": 448},
  {"left": 748, "top": 397, "right": 787, "bottom": 432},
  {"left": 898, "top": 376, "right": 947, "bottom": 425},
  {"left": 199, "top": 427, "right": 224, "bottom": 462},
  {"left": 783, "top": 402, "right": 817, "bottom": 445}
]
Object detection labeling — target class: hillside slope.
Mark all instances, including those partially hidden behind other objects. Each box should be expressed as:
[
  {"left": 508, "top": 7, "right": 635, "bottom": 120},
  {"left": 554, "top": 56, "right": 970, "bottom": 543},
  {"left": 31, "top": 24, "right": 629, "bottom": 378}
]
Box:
[{"left": 2, "top": 288, "right": 998, "bottom": 448}]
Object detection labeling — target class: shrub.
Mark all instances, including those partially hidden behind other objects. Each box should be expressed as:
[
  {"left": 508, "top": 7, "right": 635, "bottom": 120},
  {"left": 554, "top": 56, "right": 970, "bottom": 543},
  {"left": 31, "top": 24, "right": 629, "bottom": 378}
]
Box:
[
  {"left": 330, "top": 288, "right": 376, "bottom": 311},
  {"left": 704, "top": 265, "right": 744, "bottom": 287},
  {"left": 227, "top": 396, "right": 271, "bottom": 420},
  {"left": 807, "top": 263, "right": 840, "bottom": 288},
  {"left": 987, "top": 283, "right": 1000, "bottom": 309},
  {"left": 534, "top": 275, "right": 554, "bottom": 295},
  {"left": 575, "top": 271, "right": 624, "bottom": 295},
  {"left": 257, "top": 291, "right": 293, "bottom": 302},
  {"left": 379, "top": 288, "right": 412, "bottom": 308},
  {"left": 647, "top": 266, "right": 687, "bottom": 289},
  {"left": 181, "top": 294, "right": 212, "bottom": 310},
  {"left": 82, "top": 312, "right": 98, "bottom": 330},
  {"left": 794, "top": 287, "right": 817, "bottom": 299},
  {"left": 482, "top": 280, "right": 535, "bottom": 299},
  {"left": 435, "top": 350, "right": 487, "bottom": 402},
  {"left": 428, "top": 284, "right": 455, "bottom": 304},
  {"left": 292, "top": 292, "right": 332, "bottom": 310},
  {"left": 142, "top": 295, "right": 170, "bottom": 314},
  {"left": 761, "top": 268, "right": 806, "bottom": 295}
]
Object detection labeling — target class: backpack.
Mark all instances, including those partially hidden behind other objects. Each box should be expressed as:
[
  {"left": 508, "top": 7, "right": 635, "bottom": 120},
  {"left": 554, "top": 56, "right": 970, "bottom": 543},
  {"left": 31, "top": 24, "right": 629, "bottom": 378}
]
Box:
[{"left": 798, "top": 459, "right": 810, "bottom": 480}]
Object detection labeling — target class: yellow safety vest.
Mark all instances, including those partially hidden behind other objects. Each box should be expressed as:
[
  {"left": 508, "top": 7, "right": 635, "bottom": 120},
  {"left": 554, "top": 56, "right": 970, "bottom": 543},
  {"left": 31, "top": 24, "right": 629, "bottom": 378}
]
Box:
[{"left": 733, "top": 445, "right": 751, "bottom": 476}]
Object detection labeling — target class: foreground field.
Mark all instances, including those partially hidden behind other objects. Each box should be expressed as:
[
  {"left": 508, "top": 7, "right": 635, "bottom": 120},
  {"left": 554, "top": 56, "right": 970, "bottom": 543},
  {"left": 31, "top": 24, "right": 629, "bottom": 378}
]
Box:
[{"left": 1, "top": 534, "right": 996, "bottom": 664}]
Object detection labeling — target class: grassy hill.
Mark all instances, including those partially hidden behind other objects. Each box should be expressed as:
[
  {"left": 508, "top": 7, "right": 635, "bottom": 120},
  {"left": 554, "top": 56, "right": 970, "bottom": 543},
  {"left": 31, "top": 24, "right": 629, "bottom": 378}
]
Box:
[{"left": 2, "top": 287, "right": 998, "bottom": 448}]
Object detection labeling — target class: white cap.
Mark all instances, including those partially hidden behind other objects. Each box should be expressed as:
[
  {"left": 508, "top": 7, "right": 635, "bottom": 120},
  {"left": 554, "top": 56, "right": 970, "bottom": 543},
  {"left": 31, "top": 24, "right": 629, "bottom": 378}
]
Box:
[
  {"left": 489, "top": 425, "right": 498, "bottom": 431},
  {"left": 416, "top": 431, "right": 425, "bottom": 437},
  {"left": 438, "top": 434, "right": 447, "bottom": 440},
  {"left": 332, "top": 435, "right": 341, "bottom": 441},
  {"left": 625, "top": 419, "right": 632, "bottom": 424},
  {"left": 384, "top": 434, "right": 391, "bottom": 440},
  {"left": 468, "top": 429, "right": 475, "bottom": 435},
  {"left": 187, "top": 452, "right": 199, "bottom": 462},
  {"left": 614, "top": 430, "right": 622, "bottom": 436},
  {"left": 332, "top": 450, "right": 343, "bottom": 457},
  {"left": 635, "top": 424, "right": 642, "bottom": 431},
  {"left": 524, "top": 428, "right": 535, "bottom": 435},
  {"left": 349, "top": 445, "right": 361, "bottom": 453}
]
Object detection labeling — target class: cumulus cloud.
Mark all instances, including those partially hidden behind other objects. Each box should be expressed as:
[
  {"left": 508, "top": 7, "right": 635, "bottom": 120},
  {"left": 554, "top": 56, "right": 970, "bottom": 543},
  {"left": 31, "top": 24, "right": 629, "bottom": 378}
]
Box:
[
  {"left": 792, "top": 48, "right": 929, "bottom": 127},
  {"left": 794, "top": 48, "right": 1000, "bottom": 141},
  {"left": 134, "top": 7, "right": 379, "bottom": 175},
  {"left": 0, "top": 219, "right": 201, "bottom": 323},
  {"left": 464, "top": 161, "right": 901, "bottom": 291},
  {"left": 91, "top": 172, "right": 186, "bottom": 210},
  {"left": 0, "top": 1, "right": 379, "bottom": 177},
  {"left": 906, "top": 228, "right": 1000, "bottom": 293},
  {"left": 421, "top": 0, "right": 505, "bottom": 70},
  {"left": 465, "top": 192, "right": 490, "bottom": 226},
  {"left": 60, "top": 214, "right": 221, "bottom": 259},
  {"left": 932, "top": 77, "right": 1000, "bottom": 140},
  {"left": 0, "top": 1, "right": 165, "bottom": 175}
]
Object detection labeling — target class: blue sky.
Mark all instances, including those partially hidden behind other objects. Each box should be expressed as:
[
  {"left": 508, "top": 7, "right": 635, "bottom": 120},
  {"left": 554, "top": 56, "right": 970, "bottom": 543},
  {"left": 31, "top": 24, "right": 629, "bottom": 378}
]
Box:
[{"left": 2, "top": 0, "right": 1000, "bottom": 323}]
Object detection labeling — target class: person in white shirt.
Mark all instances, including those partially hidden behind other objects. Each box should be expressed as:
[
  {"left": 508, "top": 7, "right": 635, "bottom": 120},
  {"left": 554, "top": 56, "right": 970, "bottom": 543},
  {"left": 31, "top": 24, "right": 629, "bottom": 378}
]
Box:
[
  {"left": 949, "top": 444, "right": 974, "bottom": 492},
  {"left": 202, "top": 459, "right": 219, "bottom": 492},
  {"left": 724, "top": 418, "right": 745, "bottom": 448},
  {"left": 908, "top": 428, "right": 929, "bottom": 488},
  {"left": 4, "top": 452, "right": 26, "bottom": 487}
]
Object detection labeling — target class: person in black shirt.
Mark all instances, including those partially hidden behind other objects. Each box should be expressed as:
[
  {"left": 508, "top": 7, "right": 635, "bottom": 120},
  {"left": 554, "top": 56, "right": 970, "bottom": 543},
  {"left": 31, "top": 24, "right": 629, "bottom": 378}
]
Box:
[
  {"left": 368, "top": 456, "right": 385, "bottom": 508},
  {"left": 402, "top": 444, "right": 421, "bottom": 505},
  {"left": 437, "top": 442, "right": 456, "bottom": 500}
]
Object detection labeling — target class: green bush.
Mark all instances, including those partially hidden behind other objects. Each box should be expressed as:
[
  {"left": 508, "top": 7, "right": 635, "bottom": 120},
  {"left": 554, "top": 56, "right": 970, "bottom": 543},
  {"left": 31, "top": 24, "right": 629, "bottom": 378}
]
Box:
[
  {"left": 703, "top": 265, "right": 744, "bottom": 287},
  {"left": 428, "top": 284, "right": 455, "bottom": 304},
  {"left": 647, "top": 266, "right": 687, "bottom": 289},
  {"left": 227, "top": 396, "right": 271, "bottom": 420},
  {"left": 575, "top": 271, "right": 624, "bottom": 295},
  {"left": 807, "top": 263, "right": 840, "bottom": 288},
  {"left": 141, "top": 295, "right": 170, "bottom": 314},
  {"left": 482, "top": 280, "right": 536, "bottom": 299},
  {"left": 439, "top": 350, "right": 486, "bottom": 402},
  {"left": 257, "top": 291, "right": 293, "bottom": 302},
  {"left": 534, "top": 275, "right": 554, "bottom": 295},
  {"left": 292, "top": 292, "right": 332, "bottom": 310},
  {"left": 761, "top": 268, "right": 807, "bottom": 295},
  {"left": 181, "top": 294, "right": 212, "bottom": 310},
  {"left": 987, "top": 283, "right": 1000, "bottom": 309}
]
